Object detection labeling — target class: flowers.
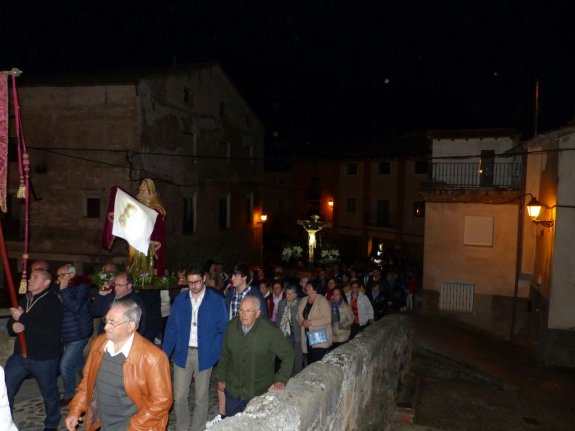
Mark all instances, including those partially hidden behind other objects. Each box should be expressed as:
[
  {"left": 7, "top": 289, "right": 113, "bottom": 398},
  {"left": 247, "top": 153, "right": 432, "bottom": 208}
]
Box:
[
  {"left": 281, "top": 245, "right": 304, "bottom": 262},
  {"left": 320, "top": 248, "right": 340, "bottom": 264}
]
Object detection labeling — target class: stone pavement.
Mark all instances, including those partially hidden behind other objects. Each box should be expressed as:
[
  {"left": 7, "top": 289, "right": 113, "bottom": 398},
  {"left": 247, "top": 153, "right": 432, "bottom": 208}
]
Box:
[
  {"left": 406, "top": 312, "right": 575, "bottom": 431},
  {"left": 11, "top": 372, "right": 220, "bottom": 430}
]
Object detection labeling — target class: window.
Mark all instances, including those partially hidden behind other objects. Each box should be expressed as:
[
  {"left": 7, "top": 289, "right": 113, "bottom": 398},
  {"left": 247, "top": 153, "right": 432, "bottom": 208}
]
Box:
[
  {"left": 376, "top": 200, "right": 390, "bottom": 226},
  {"left": 84, "top": 196, "right": 100, "bottom": 219},
  {"left": 479, "top": 150, "right": 495, "bottom": 186},
  {"left": 415, "top": 160, "right": 428, "bottom": 175},
  {"left": 347, "top": 198, "right": 356, "bottom": 213},
  {"left": 347, "top": 163, "right": 358, "bottom": 175},
  {"left": 183, "top": 195, "right": 196, "bottom": 234},
  {"left": 413, "top": 201, "right": 425, "bottom": 218},
  {"left": 378, "top": 161, "right": 390, "bottom": 175},
  {"left": 219, "top": 195, "right": 230, "bottom": 230}
]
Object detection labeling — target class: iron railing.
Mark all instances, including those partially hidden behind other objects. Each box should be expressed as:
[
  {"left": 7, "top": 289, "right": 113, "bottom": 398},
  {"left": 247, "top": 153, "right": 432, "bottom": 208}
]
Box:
[{"left": 430, "top": 162, "right": 522, "bottom": 189}]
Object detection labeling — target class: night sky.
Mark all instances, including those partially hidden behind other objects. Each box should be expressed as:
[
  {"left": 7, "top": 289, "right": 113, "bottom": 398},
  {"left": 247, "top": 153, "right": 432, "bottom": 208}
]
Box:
[{"left": 2, "top": 1, "right": 575, "bottom": 147}]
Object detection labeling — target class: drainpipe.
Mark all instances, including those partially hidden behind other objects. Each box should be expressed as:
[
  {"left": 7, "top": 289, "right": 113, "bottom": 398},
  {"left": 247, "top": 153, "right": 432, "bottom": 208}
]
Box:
[{"left": 510, "top": 148, "right": 528, "bottom": 341}]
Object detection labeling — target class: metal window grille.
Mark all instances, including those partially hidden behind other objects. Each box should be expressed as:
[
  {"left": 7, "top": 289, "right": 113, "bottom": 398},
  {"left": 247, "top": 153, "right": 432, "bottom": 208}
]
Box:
[{"left": 439, "top": 282, "right": 474, "bottom": 312}]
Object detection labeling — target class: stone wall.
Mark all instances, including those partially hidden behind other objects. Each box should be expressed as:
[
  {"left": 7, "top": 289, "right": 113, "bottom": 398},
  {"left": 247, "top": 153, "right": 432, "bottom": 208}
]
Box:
[{"left": 212, "top": 314, "right": 414, "bottom": 431}]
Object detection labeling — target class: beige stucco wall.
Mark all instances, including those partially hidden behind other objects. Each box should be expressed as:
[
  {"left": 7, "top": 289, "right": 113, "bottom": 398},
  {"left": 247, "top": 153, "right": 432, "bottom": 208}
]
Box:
[{"left": 423, "top": 202, "right": 519, "bottom": 297}]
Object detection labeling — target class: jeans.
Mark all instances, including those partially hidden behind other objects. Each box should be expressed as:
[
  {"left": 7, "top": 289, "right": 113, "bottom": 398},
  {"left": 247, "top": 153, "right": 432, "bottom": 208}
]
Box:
[
  {"left": 60, "top": 338, "right": 89, "bottom": 399},
  {"left": 5, "top": 354, "right": 61, "bottom": 428}
]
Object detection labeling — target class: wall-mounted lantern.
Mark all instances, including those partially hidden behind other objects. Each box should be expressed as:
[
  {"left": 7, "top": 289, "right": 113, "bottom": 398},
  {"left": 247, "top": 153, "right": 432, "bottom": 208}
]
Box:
[
  {"left": 328, "top": 199, "right": 334, "bottom": 208},
  {"left": 526, "top": 197, "right": 554, "bottom": 228}
]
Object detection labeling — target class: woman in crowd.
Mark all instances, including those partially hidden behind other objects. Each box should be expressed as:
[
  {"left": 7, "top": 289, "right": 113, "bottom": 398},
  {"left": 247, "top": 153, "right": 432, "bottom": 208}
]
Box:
[
  {"left": 330, "top": 286, "right": 354, "bottom": 350},
  {"left": 347, "top": 280, "right": 374, "bottom": 339},
  {"left": 297, "top": 279, "right": 332, "bottom": 364},
  {"left": 276, "top": 284, "right": 304, "bottom": 374}
]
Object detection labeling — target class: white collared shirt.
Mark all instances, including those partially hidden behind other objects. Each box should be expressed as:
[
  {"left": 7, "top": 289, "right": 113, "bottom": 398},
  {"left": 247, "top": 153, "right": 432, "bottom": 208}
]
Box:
[
  {"left": 104, "top": 332, "right": 135, "bottom": 357},
  {"left": 189, "top": 287, "right": 206, "bottom": 347}
]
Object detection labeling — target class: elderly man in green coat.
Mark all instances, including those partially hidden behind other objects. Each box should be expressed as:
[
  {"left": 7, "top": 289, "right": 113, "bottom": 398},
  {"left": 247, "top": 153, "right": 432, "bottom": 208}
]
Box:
[{"left": 217, "top": 296, "right": 295, "bottom": 417}]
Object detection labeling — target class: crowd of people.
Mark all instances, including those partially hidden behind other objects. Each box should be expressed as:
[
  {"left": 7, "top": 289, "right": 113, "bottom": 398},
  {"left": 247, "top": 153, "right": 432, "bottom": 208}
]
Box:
[{"left": 2, "top": 257, "right": 420, "bottom": 430}]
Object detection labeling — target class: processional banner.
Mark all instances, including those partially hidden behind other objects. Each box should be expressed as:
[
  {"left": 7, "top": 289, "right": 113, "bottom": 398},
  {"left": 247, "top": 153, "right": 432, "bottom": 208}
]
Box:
[
  {"left": 0, "top": 73, "right": 7, "bottom": 213},
  {"left": 112, "top": 188, "right": 158, "bottom": 254}
]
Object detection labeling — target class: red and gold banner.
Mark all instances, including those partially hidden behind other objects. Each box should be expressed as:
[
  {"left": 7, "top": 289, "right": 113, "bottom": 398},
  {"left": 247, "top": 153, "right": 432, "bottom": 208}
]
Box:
[{"left": 0, "top": 73, "right": 8, "bottom": 213}]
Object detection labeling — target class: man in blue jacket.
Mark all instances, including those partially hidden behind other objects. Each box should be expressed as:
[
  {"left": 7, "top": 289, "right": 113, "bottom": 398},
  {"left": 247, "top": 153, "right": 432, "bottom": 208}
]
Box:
[
  {"left": 56, "top": 264, "right": 93, "bottom": 406},
  {"left": 163, "top": 265, "right": 228, "bottom": 431}
]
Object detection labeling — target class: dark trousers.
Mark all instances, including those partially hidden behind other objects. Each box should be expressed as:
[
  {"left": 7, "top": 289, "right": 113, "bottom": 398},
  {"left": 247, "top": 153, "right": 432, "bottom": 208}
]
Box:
[
  {"left": 350, "top": 323, "right": 367, "bottom": 340},
  {"left": 224, "top": 389, "right": 249, "bottom": 417},
  {"left": 5, "top": 354, "right": 61, "bottom": 428},
  {"left": 307, "top": 346, "right": 329, "bottom": 364}
]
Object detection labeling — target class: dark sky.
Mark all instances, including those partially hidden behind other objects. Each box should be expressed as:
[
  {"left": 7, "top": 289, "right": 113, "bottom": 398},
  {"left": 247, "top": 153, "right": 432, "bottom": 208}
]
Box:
[{"left": 2, "top": 1, "right": 575, "bottom": 145}]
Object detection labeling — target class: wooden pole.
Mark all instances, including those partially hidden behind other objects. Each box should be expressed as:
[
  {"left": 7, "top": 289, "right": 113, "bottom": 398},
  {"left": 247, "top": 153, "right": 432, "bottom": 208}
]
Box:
[{"left": 0, "top": 219, "right": 27, "bottom": 356}]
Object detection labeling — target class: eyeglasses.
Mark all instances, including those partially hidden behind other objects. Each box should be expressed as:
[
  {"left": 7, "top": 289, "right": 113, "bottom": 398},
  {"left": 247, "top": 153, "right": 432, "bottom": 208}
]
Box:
[
  {"left": 57, "top": 272, "right": 73, "bottom": 278},
  {"left": 239, "top": 309, "right": 257, "bottom": 314},
  {"left": 187, "top": 280, "right": 203, "bottom": 286},
  {"left": 114, "top": 282, "right": 130, "bottom": 288},
  {"left": 101, "top": 318, "right": 129, "bottom": 328}
]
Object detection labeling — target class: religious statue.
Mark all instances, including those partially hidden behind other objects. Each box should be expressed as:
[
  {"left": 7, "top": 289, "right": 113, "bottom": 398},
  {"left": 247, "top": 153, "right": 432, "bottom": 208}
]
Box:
[
  {"left": 102, "top": 179, "right": 167, "bottom": 278},
  {"left": 297, "top": 215, "right": 332, "bottom": 263}
]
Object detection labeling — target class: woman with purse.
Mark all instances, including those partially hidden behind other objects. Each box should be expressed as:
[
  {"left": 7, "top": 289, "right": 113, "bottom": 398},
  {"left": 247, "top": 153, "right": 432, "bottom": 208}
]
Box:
[{"left": 297, "top": 279, "right": 332, "bottom": 365}]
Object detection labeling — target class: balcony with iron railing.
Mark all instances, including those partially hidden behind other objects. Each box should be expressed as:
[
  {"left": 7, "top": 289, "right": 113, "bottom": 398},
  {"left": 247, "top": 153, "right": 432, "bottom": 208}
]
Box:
[{"left": 429, "top": 162, "right": 523, "bottom": 189}]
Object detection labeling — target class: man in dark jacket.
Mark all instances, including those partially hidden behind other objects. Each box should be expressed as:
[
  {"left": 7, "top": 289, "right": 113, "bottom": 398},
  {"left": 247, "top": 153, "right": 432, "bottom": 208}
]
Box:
[
  {"left": 217, "top": 296, "right": 294, "bottom": 417},
  {"left": 91, "top": 272, "right": 147, "bottom": 337},
  {"left": 5, "top": 268, "right": 63, "bottom": 431},
  {"left": 57, "top": 264, "right": 93, "bottom": 406}
]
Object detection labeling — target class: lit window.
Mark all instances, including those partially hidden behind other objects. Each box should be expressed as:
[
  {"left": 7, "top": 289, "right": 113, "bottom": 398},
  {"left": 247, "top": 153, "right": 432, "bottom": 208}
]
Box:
[{"left": 413, "top": 201, "right": 425, "bottom": 218}]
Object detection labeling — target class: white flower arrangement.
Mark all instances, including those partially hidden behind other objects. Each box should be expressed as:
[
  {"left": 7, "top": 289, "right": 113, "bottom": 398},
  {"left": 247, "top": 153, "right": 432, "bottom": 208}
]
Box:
[
  {"left": 320, "top": 248, "right": 340, "bottom": 264},
  {"left": 281, "top": 245, "right": 304, "bottom": 262}
]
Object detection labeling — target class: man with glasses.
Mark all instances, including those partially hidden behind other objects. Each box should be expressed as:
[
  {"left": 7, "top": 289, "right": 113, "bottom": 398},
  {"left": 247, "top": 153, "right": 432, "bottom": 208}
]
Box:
[
  {"left": 5, "top": 268, "right": 63, "bottom": 431},
  {"left": 216, "top": 296, "right": 294, "bottom": 417},
  {"left": 66, "top": 299, "right": 172, "bottom": 431},
  {"left": 56, "top": 264, "right": 93, "bottom": 406},
  {"left": 91, "top": 272, "right": 147, "bottom": 337},
  {"left": 163, "top": 265, "right": 228, "bottom": 431}
]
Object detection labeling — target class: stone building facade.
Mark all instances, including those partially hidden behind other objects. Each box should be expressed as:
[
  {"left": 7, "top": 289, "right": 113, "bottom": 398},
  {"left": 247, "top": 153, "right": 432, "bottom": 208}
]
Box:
[{"left": 4, "top": 63, "right": 264, "bottom": 277}]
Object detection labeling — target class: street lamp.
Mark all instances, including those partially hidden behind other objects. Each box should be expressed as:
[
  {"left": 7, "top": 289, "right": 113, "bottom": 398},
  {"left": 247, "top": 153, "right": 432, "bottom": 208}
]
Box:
[{"left": 526, "top": 196, "right": 554, "bottom": 228}]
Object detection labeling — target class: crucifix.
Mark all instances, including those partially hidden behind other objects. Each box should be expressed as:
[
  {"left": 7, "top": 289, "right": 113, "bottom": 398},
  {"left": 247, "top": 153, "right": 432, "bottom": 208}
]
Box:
[{"left": 297, "top": 215, "right": 332, "bottom": 263}]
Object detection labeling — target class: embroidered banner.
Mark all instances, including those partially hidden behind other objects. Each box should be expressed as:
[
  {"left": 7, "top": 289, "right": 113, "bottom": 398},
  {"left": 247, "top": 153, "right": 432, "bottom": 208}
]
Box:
[
  {"left": 0, "top": 73, "right": 8, "bottom": 213},
  {"left": 112, "top": 188, "right": 158, "bottom": 254}
]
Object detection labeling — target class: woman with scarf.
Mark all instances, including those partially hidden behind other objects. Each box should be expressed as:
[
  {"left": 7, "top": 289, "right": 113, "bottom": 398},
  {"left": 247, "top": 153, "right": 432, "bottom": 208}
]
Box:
[
  {"left": 276, "top": 284, "right": 303, "bottom": 374},
  {"left": 330, "top": 286, "right": 354, "bottom": 350},
  {"left": 297, "top": 279, "right": 332, "bottom": 365}
]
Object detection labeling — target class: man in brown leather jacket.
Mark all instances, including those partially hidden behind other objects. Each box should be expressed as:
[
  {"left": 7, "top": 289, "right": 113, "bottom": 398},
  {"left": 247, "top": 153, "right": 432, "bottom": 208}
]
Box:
[{"left": 65, "top": 299, "right": 172, "bottom": 431}]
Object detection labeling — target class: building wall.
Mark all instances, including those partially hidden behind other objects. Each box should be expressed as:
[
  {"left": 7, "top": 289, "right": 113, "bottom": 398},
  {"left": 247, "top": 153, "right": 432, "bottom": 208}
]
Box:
[
  {"left": 337, "top": 159, "right": 426, "bottom": 263},
  {"left": 423, "top": 202, "right": 519, "bottom": 296},
  {"left": 14, "top": 84, "right": 140, "bottom": 267},
  {"left": 9, "top": 65, "right": 265, "bottom": 274}
]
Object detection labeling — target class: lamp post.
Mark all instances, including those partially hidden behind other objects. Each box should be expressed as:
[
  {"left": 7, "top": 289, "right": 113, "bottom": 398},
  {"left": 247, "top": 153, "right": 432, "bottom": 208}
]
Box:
[{"left": 259, "top": 213, "right": 268, "bottom": 268}]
